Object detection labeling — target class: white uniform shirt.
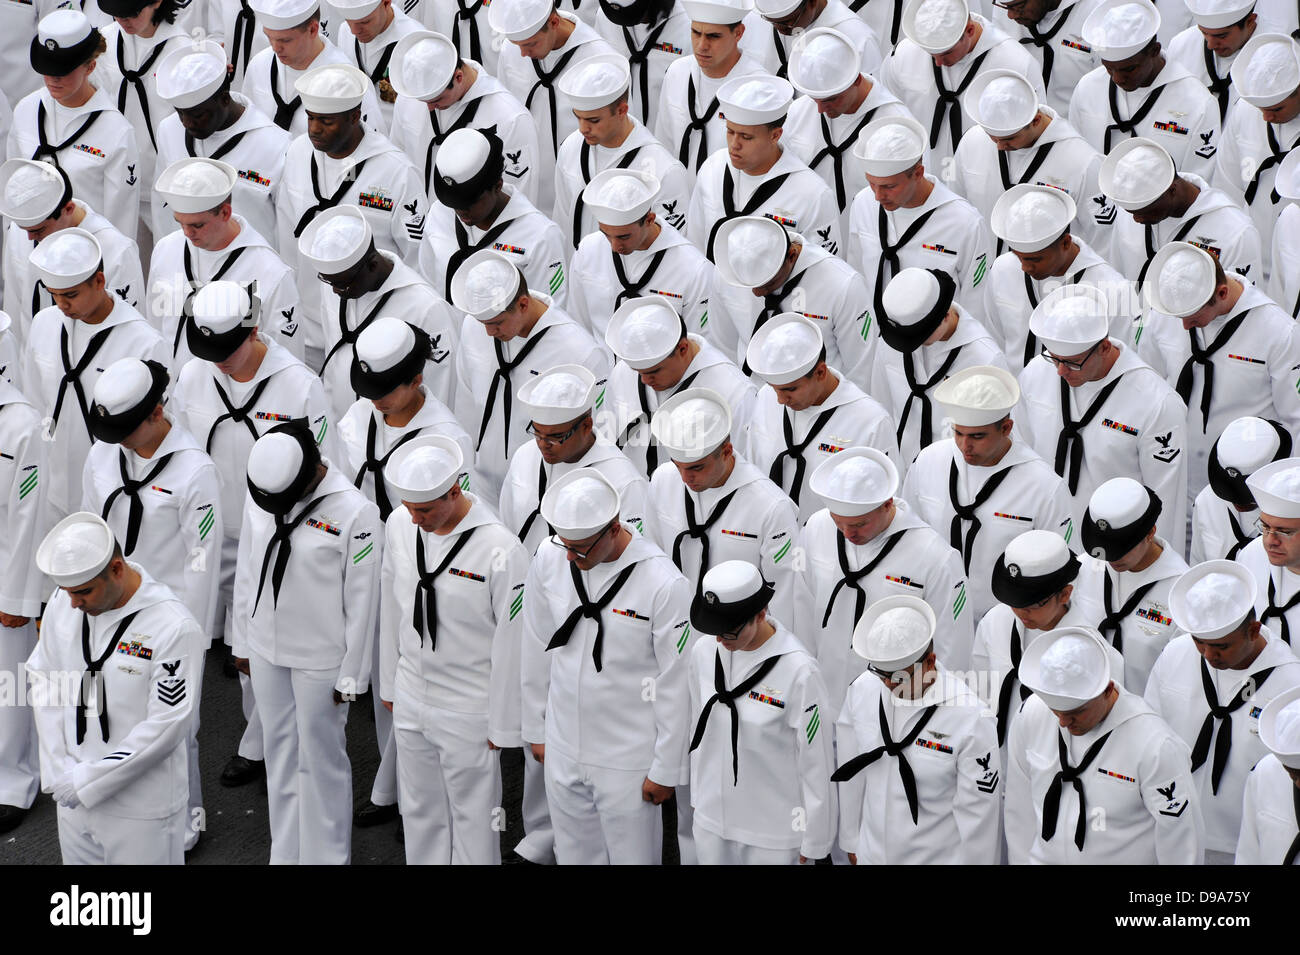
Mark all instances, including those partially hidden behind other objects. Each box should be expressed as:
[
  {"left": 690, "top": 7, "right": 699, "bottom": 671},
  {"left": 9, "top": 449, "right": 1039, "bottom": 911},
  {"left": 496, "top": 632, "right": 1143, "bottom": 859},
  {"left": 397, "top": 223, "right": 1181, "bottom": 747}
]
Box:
[
  {"left": 21, "top": 302, "right": 167, "bottom": 518},
  {"left": 593, "top": 7, "right": 692, "bottom": 128},
  {"left": 232, "top": 464, "right": 381, "bottom": 690},
  {"left": 903, "top": 435, "right": 1075, "bottom": 620},
  {"left": 745, "top": 375, "right": 900, "bottom": 522},
  {"left": 1239, "top": 537, "right": 1300, "bottom": 649},
  {"left": 0, "top": 382, "right": 48, "bottom": 619},
  {"left": 0, "top": 0, "right": 63, "bottom": 109},
  {"left": 835, "top": 664, "right": 1002, "bottom": 863},
  {"left": 1214, "top": 107, "right": 1300, "bottom": 285},
  {"left": 1268, "top": 202, "right": 1300, "bottom": 316},
  {"left": 151, "top": 95, "right": 290, "bottom": 248},
  {"left": 747, "top": 0, "right": 883, "bottom": 81},
  {"left": 987, "top": 0, "right": 1101, "bottom": 118},
  {"left": 794, "top": 501, "right": 972, "bottom": 713},
  {"left": 654, "top": 52, "right": 769, "bottom": 182},
  {"left": 1234, "top": 753, "right": 1300, "bottom": 864},
  {"left": 335, "top": 10, "right": 426, "bottom": 131},
  {"left": 82, "top": 419, "right": 223, "bottom": 637},
  {"left": 687, "top": 625, "right": 836, "bottom": 857},
  {"left": 1167, "top": 25, "right": 1243, "bottom": 126},
  {"left": 419, "top": 1, "right": 501, "bottom": 76},
  {"left": 1189, "top": 486, "right": 1258, "bottom": 565},
  {"left": 379, "top": 496, "right": 529, "bottom": 745},
  {"left": 520, "top": 527, "right": 693, "bottom": 781},
  {"left": 1017, "top": 342, "right": 1189, "bottom": 542},
  {"left": 1145, "top": 630, "right": 1300, "bottom": 853},
  {"left": 218, "top": 0, "right": 271, "bottom": 83},
  {"left": 240, "top": 42, "right": 384, "bottom": 140}
]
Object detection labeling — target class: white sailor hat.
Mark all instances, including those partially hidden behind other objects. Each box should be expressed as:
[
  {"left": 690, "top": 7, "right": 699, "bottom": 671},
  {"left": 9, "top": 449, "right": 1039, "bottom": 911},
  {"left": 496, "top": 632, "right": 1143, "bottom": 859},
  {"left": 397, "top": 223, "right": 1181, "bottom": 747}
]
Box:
[
  {"left": 155, "top": 158, "right": 238, "bottom": 214},
  {"left": 488, "top": 0, "right": 556, "bottom": 42},
  {"left": 1028, "top": 283, "right": 1110, "bottom": 356},
  {"left": 89, "top": 357, "right": 169, "bottom": 445},
  {"left": 691, "top": 560, "right": 776, "bottom": 635},
  {"left": 1099, "top": 137, "right": 1176, "bottom": 211},
  {"left": 541, "top": 467, "right": 621, "bottom": 539},
  {"left": 878, "top": 267, "right": 957, "bottom": 352},
  {"left": 991, "top": 529, "right": 1081, "bottom": 608},
  {"left": 788, "top": 29, "right": 860, "bottom": 99},
  {"left": 351, "top": 316, "right": 431, "bottom": 399},
  {"left": 450, "top": 249, "right": 524, "bottom": 322},
  {"left": 558, "top": 53, "right": 631, "bottom": 111},
  {"left": 1247, "top": 458, "right": 1300, "bottom": 519},
  {"left": 902, "top": 0, "right": 970, "bottom": 54},
  {"left": 650, "top": 387, "right": 733, "bottom": 463},
  {"left": 714, "top": 214, "right": 791, "bottom": 287},
  {"left": 37, "top": 512, "right": 117, "bottom": 589},
  {"left": 933, "top": 365, "right": 1020, "bottom": 427},
  {"left": 718, "top": 75, "right": 794, "bottom": 126},
  {"left": 246, "top": 421, "right": 323, "bottom": 515},
  {"left": 31, "top": 10, "right": 99, "bottom": 76},
  {"left": 808, "top": 447, "right": 898, "bottom": 517},
  {"left": 333, "top": 0, "right": 385, "bottom": 18},
  {"left": 156, "top": 40, "right": 229, "bottom": 110},
  {"left": 851, "top": 595, "right": 936, "bottom": 671},
  {"left": 1185, "top": 0, "right": 1255, "bottom": 28},
  {"left": 389, "top": 31, "right": 459, "bottom": 101},
  {"left": 746, "top": 313, "right": 824, "bottom": 385},
  {"left": 298, "top": 205, "right": 373, "bottom": 275},
  {"left": 1259, "top": 686, "right": 1300, "bottom": 769},
  {"left": 1209, "top": 416, "right": 1291, "bottom": 508},
  {"left": 1230, "top": 33, "right": 1300, "bottom": 107},
  {"left": 854, "top": 116, "right": 927, "bottom": 177},
  {"left": 1080, "top": 476, "right": 1161, "bottom": 560},
  {"left": 0, "top": 159, "right": 71, "bottom": 228},
  {"left": 964, "top": 69, "right": 1039, "bottom": 137},
  {"left": 990, "top": 184, "right": 1077, "bottom": 253},
  {"left": 388, "top": 435, "right": 465, "bottom": 504},
  {"left": 296, "top": 63, "right": 369, "bottom": 114},
  {"left": 1169, "top": 561, "right": 1257, "bottom": 641},
  {"left": 582, "top": 168, "right": 660, "bottom": 226},
  {"left": 1020, "top": 626, "right": 1112, "bottom": 711},
  {"left": 755, "top": 0, "right": 804, "bottom": 20},
  {"left": 605, "top": 296, "right": 687, "bottom": 369},
  {"left": 29, "top": 227, "right": 102, "bottom": 290},
  {"left": 1276, "top": 146, "right": 1300, "bottom": 201},
  {"left": 681, "top": 0, "right": 752, "bottom": 23},
  {"left": 1144, "top": 241, "right": 1216, "bottom": 317},
  {"left": 1082, "top": 0, "right": 1161, "bottom": 61},
  {"left": 518, "top": 364, "right": 600, "bottom": 426},
  {"left": 433, "top": 127, "right": 504, "bottom": 210},
  {"left": 188, "top": 280, "right": 258, "bottom": 362},
  {"left": 250, "top": 0, "right": 322, "bottom": 31}
]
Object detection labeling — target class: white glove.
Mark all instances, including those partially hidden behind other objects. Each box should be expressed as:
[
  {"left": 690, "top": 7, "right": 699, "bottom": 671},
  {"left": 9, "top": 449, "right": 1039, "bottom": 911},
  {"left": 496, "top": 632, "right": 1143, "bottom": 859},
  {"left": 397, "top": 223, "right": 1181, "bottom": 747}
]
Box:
[{"left": 51, "top": 772, "right": 81, "bottom": 809}]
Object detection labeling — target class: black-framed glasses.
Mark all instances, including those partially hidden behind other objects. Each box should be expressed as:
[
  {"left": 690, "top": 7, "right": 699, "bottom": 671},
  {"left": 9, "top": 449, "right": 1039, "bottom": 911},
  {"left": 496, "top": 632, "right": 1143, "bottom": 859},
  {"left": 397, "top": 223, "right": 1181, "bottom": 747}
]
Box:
[
  {"left": 526, "top": 420, "right": 582, "bottom": 445},
  {"left": 866, "top": 658, "right": 922, "bottom": 680},
  {"left": 991, "top": 0, "right": 1030, "bottom": 10},
  {"left": 549, "top": 521, "right": 615, "bottom": 560},
  {"left": 1255, "top": 518, "right": 1300, "bottom": 540},
  {"left": 1040, "top": 340, "right": 1101, "bottom": 371}
]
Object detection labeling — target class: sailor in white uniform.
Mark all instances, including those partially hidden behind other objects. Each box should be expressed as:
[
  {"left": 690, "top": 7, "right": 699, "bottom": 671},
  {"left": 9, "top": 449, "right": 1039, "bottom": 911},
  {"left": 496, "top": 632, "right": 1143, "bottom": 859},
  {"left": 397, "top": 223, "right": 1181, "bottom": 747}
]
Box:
[
  {"left": 379, "top": 436, "right": 529, "bottom": 864},
  {"left": 0, "top": 159, "right": 144, "bottom": 346},
  {"left": 746, "top": 0, "right": 882, "bottom": 82},
  {"left": 297, "top": 205, "right": 458, "bottom": 421},
  {"left": 1235, "top": 686, "right": 1300, "bottom": 864},
  {"left": 386, "top": 30, "right": 539, "bottom": 204},
  {"left": 553, "top": 54, "right": 691, "bottom": 250},
  {"left": 848, "top": 115, "right": 996, "bottom": 329},
  {"left": 1238, "top": 459, "right": 1300, "bottom": 647},
  {"left": 27, "top": 513, "right": 199, "bottom": 865},
  {"left": 1269, "top": 148, "right": 1300, "bottom": 316},
  {"left": 333, "top": 0, "right": 426, "bottom": 131},
  {"left": 1004, "top": 625, "right": 1204, "bottom": 863},
  {"left": 152, "top": 39, "right": 291, "bottom": 250},
  {"left": 221, "top": 0, "right": 272, "bottom": 84},
  {"left": 688, "top": 74, "right": 842, "bottom": 257},
  {"left": 902, "top": 365, "right": 1075, "bottom": 620},
  {"left": 1067, "top": 0, "right": 1221, "bottom": 182},
  {"left": 1166, "top": 0, "right": 1261, "bottom": 124},
  {"left": 1147, "top": 560, "right": 1300, "bottom": 863},
  {"left": 599, "top": 295, "right": 757, "bottom": 479},
  {"left": 796, "top": 447, "right": 972, "bottom": 710},
  {"left": 871, "top": 266, "right": 1007, "bottom": 464},
  {"left": 416, "top": 0, "right": 501, "bottom": 75},
  {"left": 833, "top": 595, "right": 1002, "bottom": 865},
  {"left": 1191, "top": 415, "right": 1287, "bottom": 563},
  {"left": 569, "top": 169, "right": 714, "bottom": 343},
  {"left": 1016, "top": 282, "right": 1189, "bottom": 544},
  {"left": 744, "top": 315, "right": 898, "bottom": 522},
  {"left": 984, "top": 184, "right": 1131, "bottom": 371},
  {"left": 687, "top": 560, "right": 836, "bottom": 864},
  {"left": 592, "top": 0, "right": 692, "bottom": 129},
  {"left": 987, "top": 0, "right": 1102, "bottom": 118}
]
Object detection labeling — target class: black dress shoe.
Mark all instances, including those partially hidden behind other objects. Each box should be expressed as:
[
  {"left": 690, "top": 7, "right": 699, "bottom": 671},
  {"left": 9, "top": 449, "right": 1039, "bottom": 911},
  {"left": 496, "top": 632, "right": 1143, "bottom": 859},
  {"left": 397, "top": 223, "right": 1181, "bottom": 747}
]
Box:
[
  {"left": 353, "top": 799, "right": 399, "bottom": 827},
  {"left": 220, "top": 755, "right": 265, "bottom": 788},
  {"left": 0, "top": 804, "right": 27, "bottom": 834}
]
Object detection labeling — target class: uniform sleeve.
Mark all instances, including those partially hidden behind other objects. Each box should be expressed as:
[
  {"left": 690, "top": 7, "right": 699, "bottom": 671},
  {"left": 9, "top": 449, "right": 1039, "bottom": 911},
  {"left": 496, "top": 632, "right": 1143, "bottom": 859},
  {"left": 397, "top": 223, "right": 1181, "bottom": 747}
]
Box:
[
  {"left": 930, "top": 551, "right": 974, "bottom": 673},
  {"left": 72, "top": 621, "right": 197, "bottom": 809},
  {"left": 1002, "top": 706, "right": 1038, "bottom": 865},
  {"left": 969, "top": 616, "right": 997, "bottom": 710},
  {"left": 262, "top": 270, "right": 305, "bottom": 363},
  {"left": 703, "top": 275, "right": 741, "bottom": 366},
  {"left": 1138, "top": 388, "right": 1189, "bottom": 546},
  {"left": 177, "top": 460, "right": 223, "bottom": 639},
  {"left": 338, "top": 500, "right": 382, "bottom": 695},
  {"left": 519, "top": 553, "right": 555, "bottom": 746},
  {"left": 378, "top": 512, "right": 402, "bottom": 704},
  {"left": 809, "top": 185, "right": 843, "bottom": 258},
  {"left": 1223, "top": 219, "right": 1262, "bottom": 282},
  {"left": 487, "top": 537, "right": 530, "bottom": 748},
  {"left": 552, "top": 152, "right": 577, "bottom": 245},
  {"left": 953, "top": 708, "right": 1003, "bottom": 865},
  {"left": 531, "top": 219, "right": 570, "bottom": 313},
  {"left": 1179, "top": 95, "right": 1222, "bottom": 184},
  {"left": 1232, "top": 762, "right": 1263, "bottom": 865},
  {"left": 25, "top": 622, "right": 75, "bottom": 788},
  {"left": 1211, "top": 109, "right": 1246, "bottom": 199},
  {"left": 830, "top": 268, "right": 878, "bottom": 389},
  {"left": 103, "top": 124, "right": 142, "bottom": 243},
  {"left": 1267, "top": 320, "right": 1300, "bottom": 438},
  {"left": 647, "top": 569, "right": 694, "bottom": 786},
  {"left": 388, "top": 165, "right": 430, "bottom": 264},
  {"left": 502, "top": 111, "right": 542, "bottom": 207},
  {"left": 686, "top": 167, "right": 711, "bottom": 253},
  {"left": 684, "top": 256, "right": 714, "bottom": 336},
  {"left": 761, "top": 494, "right": 801, "bottom": 627},
  {"left": 416, "top": 298, "right": 461, "bottom": 411},
  {"left": 789, "top": 660, "right": 837, "bottom": 859},
  {"left": 833, "top": 694, "right": 865, "bottom": 855},
  {"left": 957, "top": 214, "right": 995, "bottom": 325},
  {"left": 790, "top": 525, "right": 819, "bottom": 656},
  {"left": 304, "top": 374, "right": 344, "bottom": 466},
  {"left": 1140, "top": 733, "right": 1205, "bottom": 865},
  {"left": 617, "top": 474, "right": 653, "bottom": 539},
  {"left": 0, "top": 405, "right": 48, "bottom": 617},
  {"left": 107, "top": 240, "right": 145, "bottom": 314},
  {"left": 566, "top": 246, "right": 595, "bottom": 337},
  {"left": 655, "top": 161, "right": 692, "bottom": 237},
  {"left": 231, "top": 494, "right": 256, "bottom": 660}
]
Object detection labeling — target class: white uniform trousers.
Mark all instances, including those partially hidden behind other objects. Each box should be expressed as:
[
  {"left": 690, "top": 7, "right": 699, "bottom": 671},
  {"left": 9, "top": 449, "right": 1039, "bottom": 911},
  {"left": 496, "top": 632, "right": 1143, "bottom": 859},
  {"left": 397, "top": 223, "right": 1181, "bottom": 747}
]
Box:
[
  {"left": 57, "top": 803, "right": 186, "bottom": 865},
  {"left": 369, "top": 628, "right": 398, "bottom": 807},
  {"left": 0, "top": 619, "right": 37, "bottom": 809},
  {"left": 544, "top": 746, "right": 661, "bottom": 865},
  {"left": 674, "top": 783, "right": 697, "bottom": 865},
  {"left": 515, "top": 753, "right": 555, "bottom": 864},
  {"left": 216, "top": 533, "right": 264, "bottom": 762},
  {"left": 184, "top": 643, "right": 207, "bottom": 850},
  {"left": 694, "top": 826, "right": 799, "bottom": 865},
  {"left": 393, "top": 696, "right": 501, "bottom": 865},
  {"left": 249, "top": 650, "right": 351, "bottom": 865}
]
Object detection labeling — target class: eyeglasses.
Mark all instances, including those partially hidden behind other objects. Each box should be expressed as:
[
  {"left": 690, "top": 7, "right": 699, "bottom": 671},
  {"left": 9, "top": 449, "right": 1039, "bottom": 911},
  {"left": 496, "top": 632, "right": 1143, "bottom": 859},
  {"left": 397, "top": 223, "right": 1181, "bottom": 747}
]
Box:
[
  {"left": 1255, "top": 518, "right": 1300, "bottom": 540},
  {"left": 549, "top": 521, "right": 614, "bottom": 560},
  {"left": 526, "top": 420, "right": 582, "bottom": 445},
  {"left": 991, "top": 0, "right": 1030, "bottom": 10},
  {"left": 866, "top": 659, "right": 922, "bottom": 680},
  {"left": 1040, "top": 340, "right": 1101, "bottom": 372}
]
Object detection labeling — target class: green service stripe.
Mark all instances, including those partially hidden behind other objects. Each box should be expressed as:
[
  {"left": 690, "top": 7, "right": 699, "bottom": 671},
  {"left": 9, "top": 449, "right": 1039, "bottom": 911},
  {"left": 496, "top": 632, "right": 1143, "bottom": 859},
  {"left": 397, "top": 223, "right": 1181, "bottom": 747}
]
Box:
[
  {"left": 352, "top": 543, "right": 373, "bottom": 564},
  {"left": 860, "top": 314, "right": 872, "bottom": 341},
  {"left": 316, "top": 419, "right": 328, "bottom": 444},
  {"left": 510, "top": 594, "right": 523, "bottom": 613},
  {"left": 1064, "top": 519, "right": 1074, "bottom": 544},
  {"left": 699, "top": 311, "right": 709, "bottom": 329},
  {"left": 19, "top": 471, "right": 38, "bottom": 494},
  {"left": 972, "top": 256, "right": 987, "bottom": 286},
  {"left": 806, "top": 712, "right": 820, "bottom": 743},
  {"left": 953, "top": 591, "right": 966, "bottom": 619},
  {"left": 676, "top": 623, "right": 691, "bottom": 654},
  {"left": 549, "top": 266, "right": 564, "bottom": 292},
  {"left": 459, "top": 473, "right": 470, "bottom": 490},
  {"left": 198, "top": 511, "right": 214, "bottom": 540},
  {"left": 594, "top": 388, "right": 605, "bottom": 409},
  {"left": 773, "top": 539, "right": 791, "bottom": 563}
]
